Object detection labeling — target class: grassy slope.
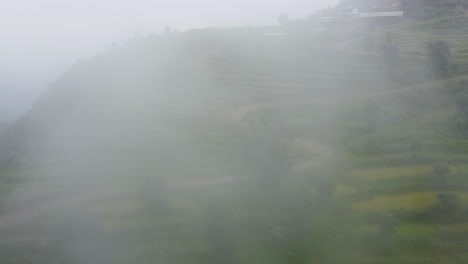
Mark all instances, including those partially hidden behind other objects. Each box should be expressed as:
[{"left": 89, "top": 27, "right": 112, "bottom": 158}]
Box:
[
  {"left": 331, "top": 16, "right": 468, "bottom": 263},
  {"left": 2, "top": 15, "right": 468, "bottom": 264},
  {"left": 228, "top": 15, "right": 468, "bottom": 263}
]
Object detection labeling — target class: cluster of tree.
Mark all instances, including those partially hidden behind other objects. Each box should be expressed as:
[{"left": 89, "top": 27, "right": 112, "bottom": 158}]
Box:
[
  {"left": 424, "top": 38, "right": 468, "bottom": 131},
  {"left": 424, "top": 39, "right": 468, "bottom": 129},
  {"left": 456, "top": 92, "right": 468, "bottom": 127},
  {"left": 403, "top": 0, "right": 467, "bottom": 18},
  {"left": 427, "top": 40, "right": 451, "bottom": 77},
  {"left": 406, "top": 0, "right": 467, "bottom": 9},
  {"left": 433, "top": 161, "right": 452, "bottom": 187},
  {"left": 428, "top": 163, "right": 462, "bottom": 223},
  {"left": 410, "top": 192, "right": 462, "bottom": 223}
]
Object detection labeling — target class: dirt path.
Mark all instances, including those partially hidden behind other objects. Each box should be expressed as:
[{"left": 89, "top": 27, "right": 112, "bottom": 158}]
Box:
[
  {"left": 222, "top": 96, "right": 337, "bottom": 172},
  {"left": 292, "top": 138, "right": 334, "bottom": 171},
  {"left": 221, "top": 72, "right": 468, "bottom": 173},
  {"left": 4, "top": 17, "right": 468, "bottom": 228}
]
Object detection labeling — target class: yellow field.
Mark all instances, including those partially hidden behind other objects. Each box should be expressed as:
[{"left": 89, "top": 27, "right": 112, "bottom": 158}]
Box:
[
  {"left": 353, "top": 192, "right": 436, "bottom": 210},
  {"left": 353, "top": 192, "right": 468, "bottom": 210},
  {"left": 336, "top": 184, "right": 359, "bottom": 197},
  {"left": 397, "top": 223, "right": 435, "bottom": 235},
  {"left": 358, "top": 223, "right": 434, "bottom": 235},
  {"left": 439, "top": 223, "right": 468, "bottom": 233},
  {"left": 350, "top": 165, "right": 433, "bottom": 180}
]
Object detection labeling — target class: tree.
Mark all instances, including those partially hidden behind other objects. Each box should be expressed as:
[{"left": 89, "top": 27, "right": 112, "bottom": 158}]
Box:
[
  {"left": 429, "top": 192, "right": 460, "bottom": 222},
  {"left": 427, "top": 40, "right": 451, "bottom": 77},
  {"left": 362, "top": 102, "right": 380, "bottom": 153},
  {"left": 204, "top": 202, "right": 235, "bottom": 263},
  {"left": 379, "top": 212, "right": 399, "bottom": 239},
  {"left": 455, "top": 92, "right": 468, "bottom": 127},
  {"left": 433, "top": 162, "right": 451, "bottom": 176},
  {"left": 316, "top": 177, "right": 335, "bottom": 203},
  {"left": 242, "top": 116, "right": 292, "bottom": 191},
  {"left": 364, "top": 102, "right": 379, "bottom": 136},
  {"left": 433, "top": 162, "right": 451, "bottom": 187},
  {"left": 163, "top": 24, "right": 172, "bottom": 36},
  {"left": 410, "top": 138, "right": 423, "bottom": 158},
  {"left": 278, "top": 13, "right": 290, "bottom": 26}
]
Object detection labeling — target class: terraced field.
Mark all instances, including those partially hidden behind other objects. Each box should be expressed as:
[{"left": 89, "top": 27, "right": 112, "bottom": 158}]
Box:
[{"left": 3, "top": 15, "right": 468, "bottom": 264}]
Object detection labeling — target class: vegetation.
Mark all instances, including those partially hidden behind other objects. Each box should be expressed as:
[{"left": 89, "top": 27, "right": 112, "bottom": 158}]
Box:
[
  {"left": 3, "top": 2, "right": 468, "bottom": 264},
  {"left": 427, "top": 40, "right": 452, "bottom": 77}
]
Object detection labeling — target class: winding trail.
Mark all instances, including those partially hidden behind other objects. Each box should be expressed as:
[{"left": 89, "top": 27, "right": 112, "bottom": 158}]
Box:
[
  {"left": 3, "top": 16, "right": 468, "bottom": 230},
  {"left": 223, "top": 96, "right": 337, "bottom": 172},
  {"left": 292, "top": 138, "right": 333, "bottom": 171}
]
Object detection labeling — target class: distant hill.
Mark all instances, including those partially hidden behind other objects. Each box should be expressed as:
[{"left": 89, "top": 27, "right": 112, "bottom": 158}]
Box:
[
  {"left": 4, "top": 13, "right": 468, "bottom": 264},
  {"left": 0, "top": 26, "right": 386, "bottom": 169}
]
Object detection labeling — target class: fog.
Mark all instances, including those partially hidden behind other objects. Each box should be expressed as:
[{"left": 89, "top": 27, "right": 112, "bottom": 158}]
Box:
[
  {"left": 2, "top": 1, "right": 468, "bottom": 263},
  {"left": 0, "top": 28, "right": 386, "bottom": 263},
  {"left": 0, "top": 0, "right": 337, "bottom": 121}
]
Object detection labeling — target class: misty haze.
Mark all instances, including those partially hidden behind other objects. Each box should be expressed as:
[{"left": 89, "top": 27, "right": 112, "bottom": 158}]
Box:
[{"left": 2, "top": 0, "right": 468, "bottom": 263}]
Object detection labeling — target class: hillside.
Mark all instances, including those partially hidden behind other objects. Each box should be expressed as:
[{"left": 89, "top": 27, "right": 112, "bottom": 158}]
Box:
[{"left": 1, "top": 16, "right": 468, "bottom": 263}]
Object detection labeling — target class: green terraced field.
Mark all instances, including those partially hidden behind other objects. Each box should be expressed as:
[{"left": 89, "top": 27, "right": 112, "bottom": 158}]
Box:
[
  {"left": 4, "top": 12, "right": 468, "bottom": 264},
  {"left": 353, "top": 192, "right": 468, "bottom": 210},
  {"left": 350, "top": 164, "right": 435, "bottom": 179}
]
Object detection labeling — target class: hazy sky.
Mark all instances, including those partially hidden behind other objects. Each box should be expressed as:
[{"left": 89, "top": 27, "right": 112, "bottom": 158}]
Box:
[{"left": 0, "top": 0, "right": 337, "bottom": 120}]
